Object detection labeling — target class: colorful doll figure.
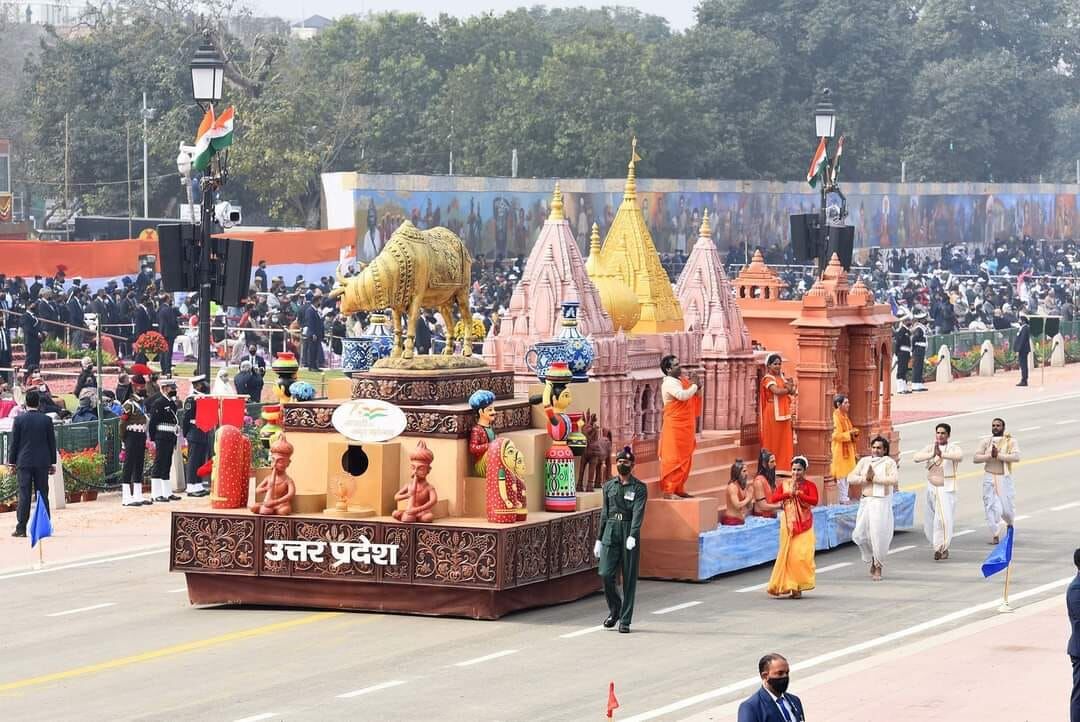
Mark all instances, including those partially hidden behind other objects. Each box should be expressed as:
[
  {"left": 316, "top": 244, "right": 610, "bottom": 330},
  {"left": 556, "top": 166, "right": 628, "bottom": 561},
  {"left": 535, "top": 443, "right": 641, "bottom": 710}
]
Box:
[
  {"left": 271, "top": 351, "right": 300, "bottom": 403},
  {"left": 468, "top": 389, "right": 497, "bottom": 476},
  {"left": 486, "top": 436, "right": 527, "bottom": 523},
  {"left": 529, "top": 361, "right": 577, "bottom": 512}
]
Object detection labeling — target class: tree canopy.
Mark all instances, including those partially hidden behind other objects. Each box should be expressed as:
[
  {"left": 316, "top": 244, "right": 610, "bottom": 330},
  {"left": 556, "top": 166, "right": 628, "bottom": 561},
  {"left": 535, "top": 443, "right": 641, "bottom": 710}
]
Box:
[{"left": 2, "top": 0, "right": 1077, "bottom": 227}]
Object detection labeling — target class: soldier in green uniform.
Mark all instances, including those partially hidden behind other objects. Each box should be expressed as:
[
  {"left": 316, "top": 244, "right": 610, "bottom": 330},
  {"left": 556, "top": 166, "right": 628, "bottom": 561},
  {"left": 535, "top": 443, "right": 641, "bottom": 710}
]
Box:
[{"left": 593, "top": 446, "right": 647, "bottom": 633}]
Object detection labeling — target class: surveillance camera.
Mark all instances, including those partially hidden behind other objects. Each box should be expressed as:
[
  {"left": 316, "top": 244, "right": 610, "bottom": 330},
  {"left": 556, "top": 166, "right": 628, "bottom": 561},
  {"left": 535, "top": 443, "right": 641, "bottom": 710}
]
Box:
[{"left": 214, "top": 201, "right": 242, "bottom": 228}]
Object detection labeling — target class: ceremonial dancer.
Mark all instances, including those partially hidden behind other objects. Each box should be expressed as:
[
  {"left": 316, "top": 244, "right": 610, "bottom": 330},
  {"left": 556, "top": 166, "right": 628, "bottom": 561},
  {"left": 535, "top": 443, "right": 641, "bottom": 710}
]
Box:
[
  {"left": 848, "top": 436, "right": 899, "bottom": 580},
  {"left": 974, "top": 417, "right": 1020, "bottom": 544},
  {"left": 760, "top": 354, "right": 796, "bottom": 471},
  {"left": 146, "top": 377, "right": 181, "bottom": 503},
  {"left": 766, "top": 456, "right": 817, "bottom": 599},
  {"left": 594, "top": 447, "right": 647, "bottom": 633},
  {"left": 913, "top": 422, "right": 963, "bottom": 560},
  {"left": 894, "top": 311, "right": 912, "bottom": 394},
  {"left": 182, "top": 374, "right": 211, "bottom": 497},
  {"left": 658, "top": 354, "right": 701, "bottom": 499},
  {"left": 830, "top": 394, "right": 858, "bottom": 503},
  {"left": 119, "top": 373, "right": 149, "bottom": 507},
  {"left": 910, "top": 309, "right": 929, "bottom": 392}
]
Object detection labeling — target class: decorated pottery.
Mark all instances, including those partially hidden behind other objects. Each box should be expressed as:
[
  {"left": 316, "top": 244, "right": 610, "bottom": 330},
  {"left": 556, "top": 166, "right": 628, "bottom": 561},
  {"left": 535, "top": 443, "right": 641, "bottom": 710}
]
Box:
[
  {"left": 556, "top": 301, "right": 594, "bottom": 382},
  {"left": 524, "top": 340, "right": 573, "bottom": 382},
  {"left": 340, "top": 313, "right": 394, "bottom": 373},
  {"left": 566, "top": 412, "right": 587, "bottom": 457}
]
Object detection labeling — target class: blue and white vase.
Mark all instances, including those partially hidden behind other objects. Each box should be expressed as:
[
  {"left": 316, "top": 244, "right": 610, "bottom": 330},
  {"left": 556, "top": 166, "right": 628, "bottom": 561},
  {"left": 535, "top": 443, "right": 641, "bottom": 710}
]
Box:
[
  {"left": 524, "top": 340, "right": 573, "bottom": 382},
  {"left": 363, "top": 313, "right": 394, "bottom": 363},
  {"left": 341, "top": 338, "right": 370, "bottom": 372},
  {"left": 557, "top": 301, "right": 594, "bottom": 382},
  {"left": 340, "top": 313, "right": 395, "bottom": 372}
]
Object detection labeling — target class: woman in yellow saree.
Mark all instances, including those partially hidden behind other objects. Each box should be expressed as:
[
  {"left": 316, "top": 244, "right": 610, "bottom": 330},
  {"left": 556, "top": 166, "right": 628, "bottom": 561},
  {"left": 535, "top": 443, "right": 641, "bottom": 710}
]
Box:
[{"left": 767, "top": 455, "right": 818, "bottom": 598}]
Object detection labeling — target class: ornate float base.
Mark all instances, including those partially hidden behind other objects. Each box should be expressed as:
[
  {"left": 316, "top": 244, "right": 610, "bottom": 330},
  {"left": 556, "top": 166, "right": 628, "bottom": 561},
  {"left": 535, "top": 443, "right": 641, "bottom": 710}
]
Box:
[
  {"left": 351, "top": 368, "right": 515, "bottom": 405},
  {"left": 171, "top": 508, "right": 601, "bottom": 620},
  {"left": 372, "top": 355, "right": 489, "bottom": 372}
]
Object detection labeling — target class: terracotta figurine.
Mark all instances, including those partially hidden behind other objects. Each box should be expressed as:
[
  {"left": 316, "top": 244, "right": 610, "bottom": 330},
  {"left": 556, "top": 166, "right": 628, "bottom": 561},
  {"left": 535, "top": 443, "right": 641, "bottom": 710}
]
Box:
[
  {"left": 486, "top": 437, "right": 527, "bottom": 523},
  {"left": 250, "top": 434, "right": 296, "bottom": 515},
  {"left": 392, "top": 440, "right": 439, "bottom": 523},
  {"left": 468, "top": 389, "right": 497, "bottom": 476}
]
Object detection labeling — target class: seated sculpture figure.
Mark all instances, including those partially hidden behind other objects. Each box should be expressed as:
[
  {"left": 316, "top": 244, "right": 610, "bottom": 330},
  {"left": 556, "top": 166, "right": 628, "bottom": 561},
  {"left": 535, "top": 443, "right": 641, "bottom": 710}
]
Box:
[
  {"left": 250, "top": 434, "right": 297, "bottom": 515},
  {"left": 392, "top": 440, "right": 439, "bottom": 523}
]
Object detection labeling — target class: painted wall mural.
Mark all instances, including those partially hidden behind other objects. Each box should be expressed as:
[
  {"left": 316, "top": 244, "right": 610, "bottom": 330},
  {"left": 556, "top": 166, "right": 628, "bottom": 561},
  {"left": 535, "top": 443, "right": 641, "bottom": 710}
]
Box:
[{"left": 323, "top": 173, "right": 1080, "bottom": 261}]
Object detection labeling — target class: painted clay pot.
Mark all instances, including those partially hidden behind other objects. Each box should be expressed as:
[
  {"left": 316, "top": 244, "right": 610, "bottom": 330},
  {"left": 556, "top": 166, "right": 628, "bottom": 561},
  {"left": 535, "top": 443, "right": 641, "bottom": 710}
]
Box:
[
  {"left": 525, "top": 342, "right": 572, "bottom": 382},
  {"left": 557, "top": 301, "right": 594, "bottom": 382}
]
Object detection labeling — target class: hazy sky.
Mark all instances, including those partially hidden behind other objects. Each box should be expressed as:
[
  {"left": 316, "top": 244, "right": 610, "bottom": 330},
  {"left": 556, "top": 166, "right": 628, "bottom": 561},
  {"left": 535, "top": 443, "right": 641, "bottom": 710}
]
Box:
[{"left": 248, "top": 0, "right": 697, "bottom": 32}]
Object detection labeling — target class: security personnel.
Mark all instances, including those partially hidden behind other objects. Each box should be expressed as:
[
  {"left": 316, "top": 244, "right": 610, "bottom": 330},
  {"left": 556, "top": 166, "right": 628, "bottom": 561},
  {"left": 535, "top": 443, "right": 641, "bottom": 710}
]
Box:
[
  {"left": 593, "top": 446, "right": 647, "bottom": 633},
  {"left": 120, "top": 375, "right": 150, "bottom": 507},
  {"left": 147, "top": 377, "right": 181, "bottom": 502},
  {"left": 182, "top": 374, "right": 211, "bottom": 497},
  {"left": 911, "top": 309, "right": 930, "bottom": 392},
  {"left": 894, "top": 311, "right": 912, "bottom": 394}
]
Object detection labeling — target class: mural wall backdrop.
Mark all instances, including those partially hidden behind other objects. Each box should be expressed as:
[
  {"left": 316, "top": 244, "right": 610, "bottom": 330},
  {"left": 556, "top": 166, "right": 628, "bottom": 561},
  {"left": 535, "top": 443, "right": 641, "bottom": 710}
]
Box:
[{"left": 322, "top": 173, "right": 1080, "bottom": 262}]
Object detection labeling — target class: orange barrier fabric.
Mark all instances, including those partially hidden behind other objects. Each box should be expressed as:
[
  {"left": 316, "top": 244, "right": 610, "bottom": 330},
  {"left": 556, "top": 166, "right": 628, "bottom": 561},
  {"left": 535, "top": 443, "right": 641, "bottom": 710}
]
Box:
[
  {"left": 658, "top": 377, "right": 702, "bottom": 496},
  {"left": 0, "top": 228, "right": 356, "bottom": 279}
]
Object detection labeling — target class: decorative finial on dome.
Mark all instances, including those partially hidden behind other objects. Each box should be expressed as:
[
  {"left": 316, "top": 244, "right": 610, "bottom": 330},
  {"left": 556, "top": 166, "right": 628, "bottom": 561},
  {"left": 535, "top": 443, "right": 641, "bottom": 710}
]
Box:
[
  {"left": 699, "top": 208, "right": 712, "bottom": 239},
  {"left": 589, "top": 222, "right": 602, "bottom": 256},
  {"left": 625, "top": 136, "right": 641, "bottom": 199},
  {"left": 548, "top": 181, "right": 565, "bottom": 222}
]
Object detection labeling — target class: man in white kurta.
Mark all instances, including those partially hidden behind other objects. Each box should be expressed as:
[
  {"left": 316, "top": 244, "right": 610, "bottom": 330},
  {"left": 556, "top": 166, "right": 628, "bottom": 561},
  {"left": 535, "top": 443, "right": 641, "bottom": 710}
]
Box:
[
  {"left": 912, "top": 422, "right": 963, "bottom": 560},
  {"left": 973, "top": 417, "right": 1021, "bottom": 544},
  {"left": 849, "top": 436, "right": 899, "bottom": 580}
]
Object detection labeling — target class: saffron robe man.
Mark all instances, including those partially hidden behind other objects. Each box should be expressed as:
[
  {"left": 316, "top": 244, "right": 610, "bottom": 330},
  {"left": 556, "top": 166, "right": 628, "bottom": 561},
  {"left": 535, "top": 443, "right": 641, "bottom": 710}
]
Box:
[
  {"left": 973, "top": 417, "right": 1021, "bottom": 543},
  {"left": 658, "top": 354, "right": 701, "bottom": 499},
  {"left": 912, "top": 422, "right": 963, "bottom": 560},
  {"left": 760, "top": 353, "right": 796, "bottom": 471},
  {"left": 849, "top": 436, "right": 899, "bottom": 580}
]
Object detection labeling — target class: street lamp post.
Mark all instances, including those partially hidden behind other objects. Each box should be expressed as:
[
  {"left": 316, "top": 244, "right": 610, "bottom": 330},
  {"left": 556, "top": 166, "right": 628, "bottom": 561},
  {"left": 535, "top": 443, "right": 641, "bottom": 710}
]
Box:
[
  {"left": 142, "top": 92, "right": 156, "bottom": 218},
  {"left": 814, "top": 90, "right": 837, "bottom": 263},
  {"left": 189, "top": 32, "right": 225, "bottom": 381}
]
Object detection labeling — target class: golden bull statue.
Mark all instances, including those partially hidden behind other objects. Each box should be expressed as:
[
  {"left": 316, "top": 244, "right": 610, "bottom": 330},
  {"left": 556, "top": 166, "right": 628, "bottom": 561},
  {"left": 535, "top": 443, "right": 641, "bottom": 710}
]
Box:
[{"left": 331, "top": 221, "right": 476, "bottom": 361}]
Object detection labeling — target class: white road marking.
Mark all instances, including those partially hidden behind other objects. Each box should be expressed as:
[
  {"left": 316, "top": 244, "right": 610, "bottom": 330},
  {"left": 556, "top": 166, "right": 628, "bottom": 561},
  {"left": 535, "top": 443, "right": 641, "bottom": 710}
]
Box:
[
  {"left": 1051, "top": 501, "right": 1080, "bottom": 511},
  {"left": 167, "top": 587, "right": 188, "bottom": 593},
  {"left": 953, "top": 529, "right": 976, "bottom": 537},
  {"left": 893, "top": 391, "right": 1080, "bottom": 429},
  {"left": 652, "top": 601, "right": 703, "bottom": 615},
  {"left": 336, "top": 680, "right": 408, "bottom": 699},
  {"left": 816, "top": 562, "right": 852, "bottom": 573},
  {"left": 1055, "top": 419, "right": 1078, "bottom": 425},
  {"left": 1014, "top": 515, "right": 1031, "bottom": 521},
  {"left": 1016, "top": 426, "right": 1041, "bottom": 432},
  {"left": 0, "top": 547, "right": 167, "bottom": 581},
  {"left": 233, "top": 714, "right": 279, "bottom": 722},
  {"left": 453, "top": 649, "right": 518, "bottom": 667},
  {"left": 734, "top": 581, "right": 768, "bottom": 593},
  {"left": 46, "top": 602, "right": 116, "bottom": 617},
  {"left": 887, "top": 544, "right": 917, "bottom": 554},
  {"left": 620, "top": 576, "right": 1074, "bottom": 721},
  {"left": 559, "top": 625, "right": 605, "bottom": 639}
]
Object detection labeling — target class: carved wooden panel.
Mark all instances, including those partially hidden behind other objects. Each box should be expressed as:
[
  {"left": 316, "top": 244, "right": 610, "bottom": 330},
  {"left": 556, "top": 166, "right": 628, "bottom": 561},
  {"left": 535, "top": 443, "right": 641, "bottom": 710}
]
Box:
[
  {"left": 381, "top": 524, "right": 413, "bottom": 583},
  {"left": 291, "top": 519, "right": 378, "bottom": 580},
  {"left": 413, "top": 527, "right": 498, "bottom": 588},
  {"left": 514, "top": 523, "right": 549, "bottom": 586},
  {"left": 260, "top": 517, "right": 292, "bottom": 577},
  {"left": 172, "top": 513, "right": 257, "bottom": 576},
  {"left": 557, "top": 511, "right": 596, "bottom": 577}
]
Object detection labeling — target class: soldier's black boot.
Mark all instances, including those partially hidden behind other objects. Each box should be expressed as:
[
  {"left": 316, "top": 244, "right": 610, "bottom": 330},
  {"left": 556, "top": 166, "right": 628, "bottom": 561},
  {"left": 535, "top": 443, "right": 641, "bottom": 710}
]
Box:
[{"left": 618, "top": 624, "right": 631, "bottom": 634}]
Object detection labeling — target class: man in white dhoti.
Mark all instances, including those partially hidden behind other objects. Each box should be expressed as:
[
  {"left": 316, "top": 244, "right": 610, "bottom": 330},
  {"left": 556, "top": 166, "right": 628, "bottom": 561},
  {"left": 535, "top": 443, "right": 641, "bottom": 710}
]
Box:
[
  {"left": 849, "top": 436, "right": 899, "bottom": 581},
  {"left": 973, "top": 417, "right": 1020, "bottom": 544},
  {"left": 912, "top": 422, "right": 963, "bottom": 561}
]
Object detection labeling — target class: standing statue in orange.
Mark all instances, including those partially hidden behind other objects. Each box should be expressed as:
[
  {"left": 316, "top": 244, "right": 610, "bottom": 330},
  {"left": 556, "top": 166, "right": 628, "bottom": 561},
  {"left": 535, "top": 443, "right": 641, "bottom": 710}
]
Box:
[
  {"left": 250, "top": 434, "right": 296, "bottom": 516},
  {"left": 392, "top": 440, "right": 439, "bottom": 523},
  {"left": 760, "top": 353, "right": 796, "bottom": 472},
  {"left": 658, "top": 354, "right": 702, "bottom": 499}
]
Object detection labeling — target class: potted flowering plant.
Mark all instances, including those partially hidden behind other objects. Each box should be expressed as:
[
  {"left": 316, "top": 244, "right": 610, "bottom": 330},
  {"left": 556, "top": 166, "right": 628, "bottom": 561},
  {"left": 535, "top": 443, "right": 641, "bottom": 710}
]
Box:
[
  {"left": 0, "top": 466, "right": 16, "bottom": 512},
  {"left": 61, "top": 448, "right": 105, "bottom": 501},
  {"left": 134, "top": 331, "right": 169, "bottom": 361}
]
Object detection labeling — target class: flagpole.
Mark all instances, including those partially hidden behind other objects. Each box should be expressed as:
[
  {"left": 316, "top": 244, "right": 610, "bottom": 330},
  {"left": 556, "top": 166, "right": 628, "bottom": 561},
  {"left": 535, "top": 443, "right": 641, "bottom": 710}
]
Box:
[{"left": 998, "top": 562, "right": 1013, "bottom": 613}]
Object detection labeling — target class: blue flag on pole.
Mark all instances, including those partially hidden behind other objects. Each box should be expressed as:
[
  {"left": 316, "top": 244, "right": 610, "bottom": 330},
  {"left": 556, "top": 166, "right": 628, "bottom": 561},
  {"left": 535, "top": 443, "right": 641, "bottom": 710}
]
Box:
[
  {"left": 29, "top": 491, "right": 53, "bottom": 548},
  {"left": 981, "top": 525, "right": 1014, "bottom": 577}
]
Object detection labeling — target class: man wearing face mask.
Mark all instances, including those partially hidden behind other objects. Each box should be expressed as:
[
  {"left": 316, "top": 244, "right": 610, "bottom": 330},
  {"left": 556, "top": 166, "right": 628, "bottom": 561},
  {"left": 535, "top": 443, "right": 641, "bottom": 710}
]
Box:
[
  {"left": 147, "top": 377, "right": 182, "bottom": 503},
  {"left": 737, "top": 653, "right": 805, "bottom": 722},
  {"left": 182, "top": 375, "right": 211, "bottom": 497},
  {"left": 593, "top": 446, "right": 647, "bottom": 634}
]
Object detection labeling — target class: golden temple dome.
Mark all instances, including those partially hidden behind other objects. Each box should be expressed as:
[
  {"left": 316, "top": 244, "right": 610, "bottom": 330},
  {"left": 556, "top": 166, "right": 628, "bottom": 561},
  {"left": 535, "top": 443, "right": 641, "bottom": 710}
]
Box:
[
  {"left": 587, "top": 223, "right": 640, "bottom": 332},
  {"left": 590, "top": 137, "right": 684, "bottom": 334}
]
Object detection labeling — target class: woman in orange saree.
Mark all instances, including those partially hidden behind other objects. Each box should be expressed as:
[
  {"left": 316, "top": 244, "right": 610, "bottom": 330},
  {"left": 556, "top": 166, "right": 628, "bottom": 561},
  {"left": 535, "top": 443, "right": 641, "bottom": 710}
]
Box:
[
  {"left": 831, "top": 394, "right": 859, "bottom": 503},
  {"left": 760, "top": 354, "right": 795, "bottom": 471},
  {"left": 766, "top": 455, "right": 818, "bottom": 598}
]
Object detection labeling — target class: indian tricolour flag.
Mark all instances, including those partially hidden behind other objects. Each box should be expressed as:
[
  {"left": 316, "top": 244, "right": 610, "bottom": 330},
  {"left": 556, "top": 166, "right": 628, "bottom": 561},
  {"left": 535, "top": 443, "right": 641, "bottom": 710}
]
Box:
[
  {"left": 192, "top": 106, "right": 236, "bottom": 171},
  {"left": 806, "top": 137, "right": 828, "bottom": 188}
]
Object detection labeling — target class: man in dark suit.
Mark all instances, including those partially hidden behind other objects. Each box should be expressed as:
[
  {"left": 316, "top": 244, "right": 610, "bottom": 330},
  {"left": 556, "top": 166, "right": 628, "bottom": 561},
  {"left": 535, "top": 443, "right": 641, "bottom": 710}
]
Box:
[
  {"left": 156, "top": 295, "right": 179, "bottom": 375},
  {"left": 737, "top": 653, "right": 805, "bottom": 722},
  {"left": 66, "top": 287, "right": 86, "bottom": 349},
  {"left": 6, "top": 389, "right": 57, "bottom": 537},
  {"left": 21, "top": 303, "right": 43, "bottom": 373},
  {"left": 1068, "top": 547, "right": 1080, "bottom": 722},
  {"left": 0, "top": 301, "right": 11, "bottom": 384},
  {"left": 300, "top": 293, "right": 324, "bottom": 371},
  {"left": 1016, "top": 314, "right": 1031, "bottom": 387}
]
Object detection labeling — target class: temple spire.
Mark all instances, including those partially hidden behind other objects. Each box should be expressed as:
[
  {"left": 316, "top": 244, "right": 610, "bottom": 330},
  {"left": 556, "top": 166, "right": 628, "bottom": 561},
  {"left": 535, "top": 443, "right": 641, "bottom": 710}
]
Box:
[
  {"left": 548, "top": 181, "right": 565, "bottom": 222},
  {"left": 699, "top": 208, "right": 712, "bottom": 239},
  {"left": 625, "top": 136, "right": 641, "bottom": 199}
]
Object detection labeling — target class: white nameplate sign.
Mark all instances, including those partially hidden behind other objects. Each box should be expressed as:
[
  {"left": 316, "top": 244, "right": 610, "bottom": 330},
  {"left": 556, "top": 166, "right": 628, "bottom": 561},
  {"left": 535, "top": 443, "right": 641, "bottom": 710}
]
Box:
[{"left": 265, "top": 536, "right": 399, "bottom": 567}]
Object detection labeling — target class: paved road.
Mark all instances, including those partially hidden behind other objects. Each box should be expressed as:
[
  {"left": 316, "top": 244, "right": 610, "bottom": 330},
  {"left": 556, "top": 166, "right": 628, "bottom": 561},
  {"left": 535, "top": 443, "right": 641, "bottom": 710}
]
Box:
[{"left": 1, "top": 395, "right": 1076, "bottom": 722}]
